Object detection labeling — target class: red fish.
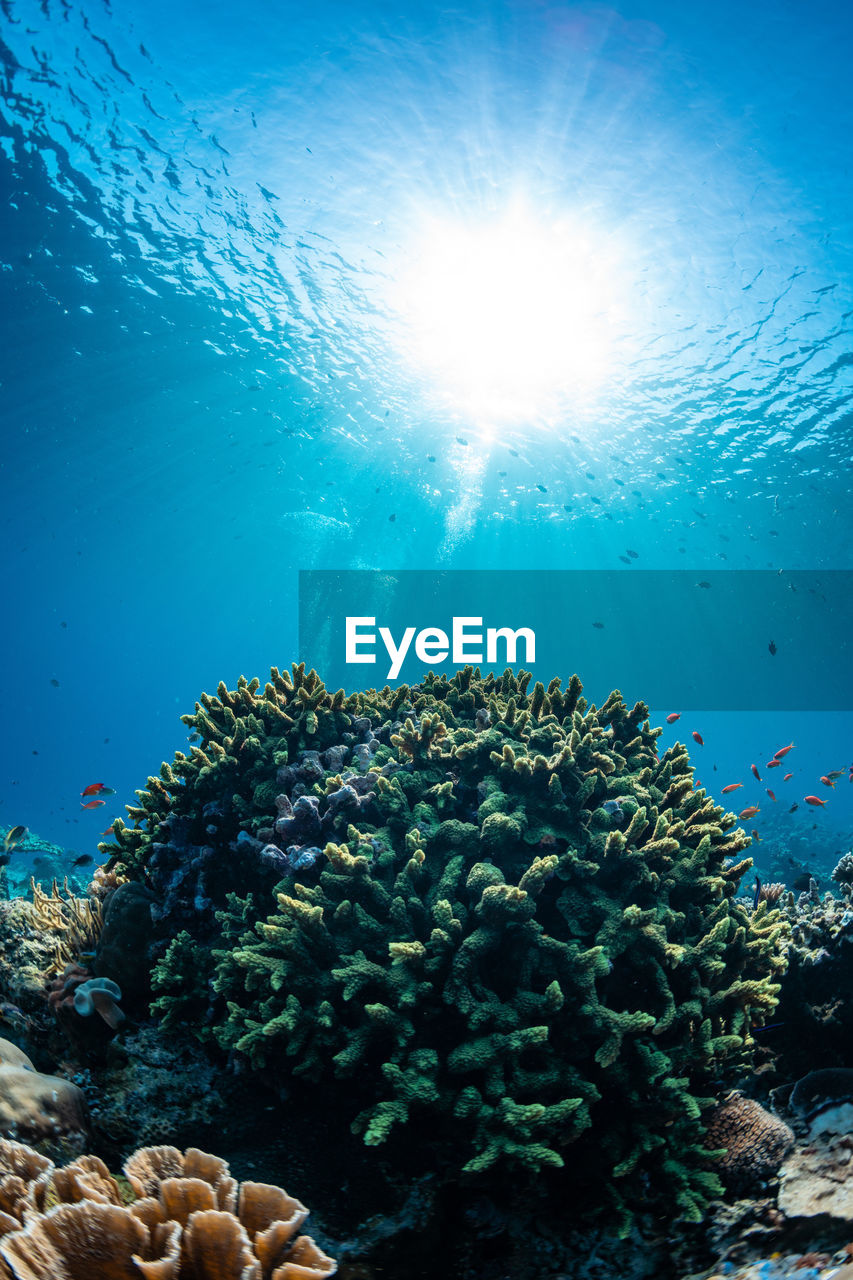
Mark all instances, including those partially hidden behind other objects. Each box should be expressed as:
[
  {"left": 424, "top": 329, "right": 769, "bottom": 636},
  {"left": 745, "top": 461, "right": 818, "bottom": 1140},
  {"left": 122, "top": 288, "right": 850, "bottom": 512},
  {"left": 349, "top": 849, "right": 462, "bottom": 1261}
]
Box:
[
  {"left": 666, "top": 713, "right": 681, "bottom": 724},
  {"left": 766, "top": 789, "right": 776, "bottom": 802},
  {"left": 783, "top": 772, "right": 793, "bottom": 781},
  {"left": 80, "top": 799, "right": 106, "bottom": 809},
  {"left": 804, "top": 795, "right": 827, "bottom": 807},
  {"left": 100, "top": 825, "right": 115, "bottom": 835},
  {"left": 721, "top": 783, "right": 743, "bottom": 794},
  {"left": 766, "top": 760, "right": 781, "bottom": 769},
  {"left": 692, "top": 731, "right": 704, "bottom": 745},
  {"left": 820, "top": 776, "right": 836, "bottom": 788},
  {"left": 81, "top": 783, "right": 107, "bottom": 797},
  {"left": 751, "top": 764, "right": 761, "bottom": 781},
  {"left": 773, "top": 743, "right": 795, "bottom": 759},
  {"left": 739, "top": 805, "right": 760, "bottom": 819}
]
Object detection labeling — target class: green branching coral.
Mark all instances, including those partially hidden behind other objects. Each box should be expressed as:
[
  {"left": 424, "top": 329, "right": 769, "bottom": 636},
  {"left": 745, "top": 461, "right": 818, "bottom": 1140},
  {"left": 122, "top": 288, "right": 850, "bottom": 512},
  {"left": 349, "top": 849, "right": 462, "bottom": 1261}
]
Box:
[{"left": 111, "top": 664, "right": 788, "bottom": 1234}]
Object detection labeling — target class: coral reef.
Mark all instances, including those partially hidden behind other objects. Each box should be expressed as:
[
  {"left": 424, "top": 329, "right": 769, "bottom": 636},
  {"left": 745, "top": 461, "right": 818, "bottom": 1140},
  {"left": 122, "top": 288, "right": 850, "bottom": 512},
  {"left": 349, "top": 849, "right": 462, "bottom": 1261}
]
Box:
[
  {"left": 91, "top": 881, "right": 155, "bottom": 1009},
  {"left": 832, "top": 852, "right": 853, "bottom": 888},
  {"left": 702, "top": 1092, "right": 794, "bottom": 1193},
  {"left": 27, "top": 879, "right": 103, "bottom": 977},
  {"left": 72, "top": 1026, "right": 223, "bottom": 1161},
  {"left": 0, "top": 1038, "right": 88, "bottom": 1157},
  {"left": 0, "top": 1137, "right": 336, "bottom": 1279},
  {"left": 100, "top": 664, "right": 787, "bottom": 1233},
  {"left": 763, "top": 889, "right": 853, "bottom": 1080}
]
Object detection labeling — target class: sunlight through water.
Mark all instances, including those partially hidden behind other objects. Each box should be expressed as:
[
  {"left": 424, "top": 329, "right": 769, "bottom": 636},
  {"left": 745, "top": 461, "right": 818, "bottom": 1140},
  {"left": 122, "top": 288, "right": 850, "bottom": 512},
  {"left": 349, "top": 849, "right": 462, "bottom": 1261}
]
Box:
[{"left": 389, "top": 199, "right": 631, "bottom": 426}]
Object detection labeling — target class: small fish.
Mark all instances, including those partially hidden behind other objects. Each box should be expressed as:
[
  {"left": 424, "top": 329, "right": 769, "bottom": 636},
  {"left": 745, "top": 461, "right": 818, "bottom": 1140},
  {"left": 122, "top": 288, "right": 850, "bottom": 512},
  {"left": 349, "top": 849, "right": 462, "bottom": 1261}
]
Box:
[
  {"left": 820, "top": 776, "right": 836, "bottom": 788},
  {"left": 81, "top": 783, "right": 108, "bottom": 797},
  {"left": 751, "top": 829, "right": 761, "bottom": 843},
  {"left": 692, "top": 731, "right": 704, "bottom": 746},
  {"left": 752, "top": 874, "right": 761, "bottom": 907},
  {"left": 536, "top": 484, "right": 547, "bottom": 493},
  {"left": 721, "top": 783, "right": 742, "bottom": 794},
  {"left": 826, "top": 769, "right": 845, "bottom": 780},
  {"left": 768, "top": 640, "right": 777, "bottom": 655},
  {"left": 100, "top": 824, "right": 116, "bottom": 835},
  {"left": 80, "top": 799, "right": 106, "bottom": 809},
  {"left": 592, "top": 621, "right": 604, "bottom": 629},
  {"left": 618, "top": 555, "right": 631, "bottom": 565},
  {"left": 697, "top": 581, "right": 711, "bottom": 590},
  {"left": 766, "top": 759, "right": 781, "bottom": 769},
  {"left": 739, "top": 805, "right": 760, "bottom": 819},
  {"left": 72, "top": 853, "right": 94, "bottom": 868},
  {"left": 788, "top": 803, "right": 798, "bottom": 813},
  {"left": 792, "top": 873, "right": 814, "bottom": 892},
  {"left": 626, "top": 550, "right": 639, "bottom": 559},
  {"left": 50, "top": 678, "right": 60, "bottom": 688},
  {"left": 388, "top": 513, "right": 396, "bottom": 522},
  {"left": 766, "top": 789, "right": 776, "bottom": 802},
  {"left": 3, "top": 825, "right": 27, "bottom": 854},
  {"left": 783, "top": 772, "right": 793, "bottom": 781},
  {"left": 751, "top": 764, "right": 761, "bottom": 781},
  {"left": 456, "top": 436, "right": 468, "bottom": 446},
  {"left": 666, "top": 713, "right": 681, "bottom": 724},
  {"left": 804, "top": 795, "right": 827, "bottom": 807},
  {"left": 773, "top": 743, "right": 795, "bottom": 759}
]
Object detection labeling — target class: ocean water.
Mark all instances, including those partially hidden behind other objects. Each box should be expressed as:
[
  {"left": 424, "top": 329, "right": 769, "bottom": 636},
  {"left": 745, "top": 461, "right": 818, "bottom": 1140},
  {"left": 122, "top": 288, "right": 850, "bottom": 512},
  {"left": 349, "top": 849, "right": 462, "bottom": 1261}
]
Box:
[
  {"left": 1, "top": 4, "right": 853, "bottom": 1273},
  {"left": 1, "top": 0, "right": 851, "bottom": 869}
]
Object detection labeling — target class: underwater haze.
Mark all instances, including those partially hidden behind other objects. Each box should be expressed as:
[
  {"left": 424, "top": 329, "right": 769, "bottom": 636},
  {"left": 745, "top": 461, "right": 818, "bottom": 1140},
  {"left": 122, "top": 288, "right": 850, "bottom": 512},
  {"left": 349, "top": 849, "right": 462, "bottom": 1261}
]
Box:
[{"left": 1, "top": 0, "right": 852, "bottom": 862}]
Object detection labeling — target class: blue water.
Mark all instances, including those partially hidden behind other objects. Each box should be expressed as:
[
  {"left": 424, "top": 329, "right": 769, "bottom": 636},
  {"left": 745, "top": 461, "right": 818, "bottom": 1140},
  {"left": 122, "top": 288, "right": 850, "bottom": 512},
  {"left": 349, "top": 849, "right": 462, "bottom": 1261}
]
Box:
[{"left": 1, "top": 0, "right": 852, "bottom": 861}]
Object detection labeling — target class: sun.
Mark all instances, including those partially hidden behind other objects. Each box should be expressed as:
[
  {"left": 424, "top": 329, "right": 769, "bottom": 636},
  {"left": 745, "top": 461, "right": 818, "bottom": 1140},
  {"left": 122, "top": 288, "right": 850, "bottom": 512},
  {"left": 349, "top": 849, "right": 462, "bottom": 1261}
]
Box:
[{"left": 389, "top": 198, "right": 628, "bottom": 426}]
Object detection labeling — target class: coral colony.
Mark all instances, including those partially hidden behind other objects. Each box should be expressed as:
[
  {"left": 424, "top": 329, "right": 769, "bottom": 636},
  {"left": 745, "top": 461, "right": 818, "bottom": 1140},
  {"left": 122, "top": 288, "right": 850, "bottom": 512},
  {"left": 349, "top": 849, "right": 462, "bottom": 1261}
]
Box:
[{"left": 101, "top": 664, "right": 784, "bottom": 1234}]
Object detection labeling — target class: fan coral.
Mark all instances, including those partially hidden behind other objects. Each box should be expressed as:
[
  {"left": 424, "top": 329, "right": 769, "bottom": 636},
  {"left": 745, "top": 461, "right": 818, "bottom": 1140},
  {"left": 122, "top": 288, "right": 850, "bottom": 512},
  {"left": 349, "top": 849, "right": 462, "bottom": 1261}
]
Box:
[
  {"left": 0, "top": 1138, "right": 336, "bottom": 1279},
  {"left": 104, "top": 664, "right": 787, "bottom": 1233},
  {"left": 702, "top": 1091, "right": 794, "bottom": 1193}
]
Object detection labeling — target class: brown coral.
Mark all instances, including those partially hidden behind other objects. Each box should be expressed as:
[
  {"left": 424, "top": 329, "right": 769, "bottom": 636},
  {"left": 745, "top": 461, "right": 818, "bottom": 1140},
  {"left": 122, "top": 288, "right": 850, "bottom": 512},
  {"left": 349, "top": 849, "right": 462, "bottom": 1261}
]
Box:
[
  {"left": 0, "top": 1141, "right": 336, "bottom": 1280},
  {"left": 0, "top": 1042, "right": 89, "bottom": 1153},
  {"left": 28, "top": 879, "right": 103, "bottom": 977},
  {"left": 704, "top": 1090, "right": 795, "bottom": 1192}
]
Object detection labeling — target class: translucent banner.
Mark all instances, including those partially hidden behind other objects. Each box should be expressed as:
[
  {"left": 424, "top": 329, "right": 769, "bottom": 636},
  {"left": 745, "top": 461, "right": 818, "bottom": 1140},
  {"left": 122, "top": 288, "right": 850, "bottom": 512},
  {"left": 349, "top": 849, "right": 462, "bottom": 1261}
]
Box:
[{"left": 298, "top": 570, "right": 853, "bottom": 710}]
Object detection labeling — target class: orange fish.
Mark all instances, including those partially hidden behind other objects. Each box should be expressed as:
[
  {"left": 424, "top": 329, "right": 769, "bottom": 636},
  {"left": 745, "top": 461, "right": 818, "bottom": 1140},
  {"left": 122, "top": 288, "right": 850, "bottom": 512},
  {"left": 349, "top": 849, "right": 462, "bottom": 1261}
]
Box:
[
  {"left": 751, "top": 764, "right": 761, "bottom": 781},
  {"left": 100, "top": 825, "right": 115, "bottom": 835},
  {"left": 666, "top": 713, "right": 681, "bottom": 724},
  {"left": 804, "top": 795, "right": 827, "bottom": 807},
  {"left": 820, "top": 776, "right": 836, "bottom": 788},
  {"left": 766, "top": 760, "right": 781, "bottom": 769},
  {"left": 81, "top": 783, "right": 107, "bottom": 797},
  {"left": 773, "top": 743, "right": 795, "bottom": 759},
  {"left": 766, "top": 789, "right": 776, "bottom": 802},
  {"left": 80, "top": 799, "right": 106, "bottom": 809},
  {"left": 751, "top": 829, "right": 761, "bottom": 842},
  {"left": 692, "top": 731, "right": 704, "bottom": 746},
  {"left": 739, "top": 805, "right": 760, "bottom": 819},
  {"left": 721, "top": 783, "right": 743, "bottom": 794},
  {"left": 783, "top": 772, "right": 793, "bottom": 781}
]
